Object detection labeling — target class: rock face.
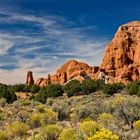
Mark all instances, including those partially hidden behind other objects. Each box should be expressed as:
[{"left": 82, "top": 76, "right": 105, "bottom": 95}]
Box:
[
  {"left": 100, "top": 21, "right": 140, "bottom": 83},
  {"left": 36, "top": 60, "right": 99, "bottom": 87},
  {"left": 26, "top": 71, "right": 34, "bottom": 85}
]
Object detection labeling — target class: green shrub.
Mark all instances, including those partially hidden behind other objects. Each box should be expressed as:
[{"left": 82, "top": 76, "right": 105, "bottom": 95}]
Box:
[
  {"left": 81, "top": 80, "right": 105, "bottom": 95},
  {"left": 23, "top": 85, "right": 32, "bottom": 92},
  {"left": 64, "top": 80, "right": 82, "bottom": 97},
  {"left": 38, "top": 124, "right": 61, "bottom": 140},
  {"left": 126, "top": 81, "right": 140, "bottom": 96},
  {"left": 47, "top": 84, "right": 64, "bottom": 97},
  {"left": 9, "top": 84, "right": 25, "bottom": 92},
  {"left": 30, "top": 84, "right": 40, "bottom": 94},
  {"left": 103, "top": 83, "right": 124, "bottom": 95},
  {"left": 35, "top": 87, "right": 48, "bottom": 104},
  {"left": 0, "top": 85, "right": 17, "bottom": 103},
  {"left": 81, "top": 80, "right": 97, "bottom": 94}
]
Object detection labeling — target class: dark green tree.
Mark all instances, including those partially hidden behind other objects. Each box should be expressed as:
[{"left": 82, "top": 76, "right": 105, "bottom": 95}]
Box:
[{"left": 64, "top": 80, "right": 82, "bottom": 97}]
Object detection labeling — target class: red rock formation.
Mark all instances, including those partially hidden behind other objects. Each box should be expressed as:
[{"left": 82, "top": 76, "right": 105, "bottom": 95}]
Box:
[
  {"left": 100, "top": 21, "right": 140, "bottom": 83},
  {"left": 36, "top": 60, "right": 99, "bottom": 87},
  {"left": 26, "top": 71, "right": 34, "bottom": 85}
]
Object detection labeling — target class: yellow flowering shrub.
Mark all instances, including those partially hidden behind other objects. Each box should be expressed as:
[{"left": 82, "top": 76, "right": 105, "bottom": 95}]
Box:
[
  {"left": 87, "top": 129, "right": 119, "bottom": 140},
  {"left": 38, "top": 124, "right": 62, "bottom": 140},
  {"left": 133, "top": 120, "right": 140, "bottom": 132},
  {"left": 0, "top": 131, "right": 7, "bottom": 140},
  {"left": 59, "top": 128, "right": 77, "bottom": 140},
  {"left": 108, "top": 95, "right": 126, "bottom": 108},
  {"left": 80, "top": 120, "right": 100, "bottom": 137},
  {"left": 7, "top": 121, "right": 29, "bottom": 138},
  {"left": 30, "top": 113, "right": 44, "bottom": 128},
  {"left": 98, "top": 113, "right": 113, "bottom": 125},
  {"left": 43, "top": 108, "right": 58, "bottom": 124}
]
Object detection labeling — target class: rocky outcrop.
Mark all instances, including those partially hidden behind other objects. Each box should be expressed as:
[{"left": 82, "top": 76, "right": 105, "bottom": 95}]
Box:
[
  {"left": 26, "top": 71, "right": 34, "bottom": 85},
  {"left": 36, "top": 60, "right": 99, "bottom": 87},
  {"left": 100, "top": 21, "right": 140, "bottom": 83}
]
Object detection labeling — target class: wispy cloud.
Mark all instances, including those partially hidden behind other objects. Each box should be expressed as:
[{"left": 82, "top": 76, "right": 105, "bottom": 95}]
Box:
[{"left": 0, "top": 9, "right": 109, "bottom": 84}]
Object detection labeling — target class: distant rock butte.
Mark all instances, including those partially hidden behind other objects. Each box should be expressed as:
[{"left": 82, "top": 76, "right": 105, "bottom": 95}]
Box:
[
  {"left": 26, "top": 71, "right": 34, "bottom": 85},
  {"left": 35, "top": 60, "right": 99, "bottom": 87},
  {"left": 26, "top": 21, "right": 140, "bottom": 86},
  {"left": 101, "top": 21, "right": 140, "bottom": 83}
]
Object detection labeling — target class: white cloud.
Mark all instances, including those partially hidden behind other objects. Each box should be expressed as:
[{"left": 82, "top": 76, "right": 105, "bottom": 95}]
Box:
[{"left": 0, "top": 38, "right": 14, "bottom": 55}]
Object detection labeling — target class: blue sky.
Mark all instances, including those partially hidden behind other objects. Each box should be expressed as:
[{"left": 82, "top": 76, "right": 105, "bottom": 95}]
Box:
[{"left": 0, "top": 0, "right": 140, "bottom": 84}]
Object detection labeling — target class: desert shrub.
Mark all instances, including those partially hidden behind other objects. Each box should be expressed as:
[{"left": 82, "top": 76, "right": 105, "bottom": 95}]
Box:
[
  {"left": 0, "top": 98, "right": 6, "bottom": 107},
  {"left": 22, "top": 100, "right": 31, "bottom": 106},
  {"left": 47, "top": 84, "right": 64, "bottom": 97},
  {"left": 43, "top": 109, "right": 58, "bottom": 124},
  {"left": 36, "top": 105, "right": 46, "bottom": 113},
  {"left": 18, "top": 111, "right": 30, "bottom": 123},
  {"left": 30, "top": 84, "right": 40, "bottom": 94},
  {"left": 98, "top": 113, "right": 113, "bottom": 122},
  {"left": 98, "top": 113, "right": 114, "bottom": 127},
  {"left": 47, "top": 98, "right": 54, "bottom": 106},
  {"left": 0, "top": 113, "right": 4, "bottom": 121},
  {"left": 75, "top": 106, "right": 92, "bottom": 120},
  {"left": 106, "top": 95, "right": 140, "bottom": 127},
  {"left": 0, "top": 131, "right": 7, "bottom": 140},
  {"left": 103, "top": 83, "right": 124, "bottom": 95},
  {"left": 37, "top": 124, "right": 61, "bottom": 140},
  {"left": 80, "top": 120, "right": 100, "bottom": 137},
  {"left": 64, "top": 80, "right": 82, "bottom": 97},
  {"left": 52, "top": 101, "right": 70, "bottom": 121},
  {"left": 30, "top": 113, "right": 43, "bottom": 128},
  {"left": 87, "top": 128, "right": 119, "bottom": 140},
  {"left": 7, "top": 121, "right": 29, "bottom": 138},
  {"left": 35, "top": 87, "right": 48, "bottom": 104},
  {"left": 59, "top": 128, "right": 77, "bottom": 140}
]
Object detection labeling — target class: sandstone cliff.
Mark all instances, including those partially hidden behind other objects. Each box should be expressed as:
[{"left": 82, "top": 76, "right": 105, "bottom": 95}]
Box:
[{"left": 100, "top": 21, "right": 140, "bottom": 83}]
